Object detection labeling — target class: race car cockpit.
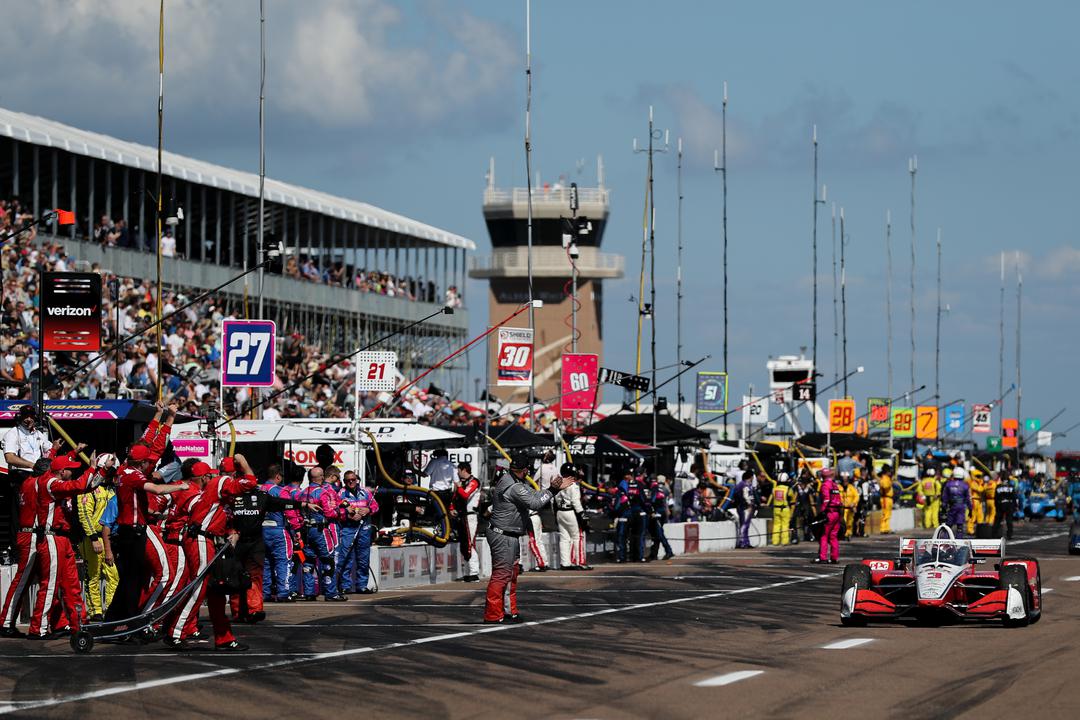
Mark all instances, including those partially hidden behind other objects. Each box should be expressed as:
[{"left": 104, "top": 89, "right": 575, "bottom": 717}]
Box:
[{"left": 914, "top": 541, "right": 970, "bottom": 567}]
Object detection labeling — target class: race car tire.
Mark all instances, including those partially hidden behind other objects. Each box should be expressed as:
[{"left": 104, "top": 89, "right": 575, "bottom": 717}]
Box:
[
  {"left": 999, "top": 564, "right": 1030, "bottom": 628},
  {"left": 1006, "top": 556, "right": 1042, "bottom": 623},
  {"left": 840, "top": 564, "right": 870, "bottom": 627},
  {"left": 1069, "top": 524, "right": 1080, "bottom": 555}
]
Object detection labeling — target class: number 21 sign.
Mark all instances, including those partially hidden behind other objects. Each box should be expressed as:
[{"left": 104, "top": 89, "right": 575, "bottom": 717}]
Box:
[
  {"left": 355, "top": 351, "right": 398, "bottom": 392},
  {"left": 221, "top": 320, "right": 276, "bottom": 387},
  {"left": 496, "top": 327, "right": 534, "bottom": 387}
]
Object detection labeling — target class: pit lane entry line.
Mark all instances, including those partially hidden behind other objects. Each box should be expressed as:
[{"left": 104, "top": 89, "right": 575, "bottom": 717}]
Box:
[
  {"left": 0, "top": 572, "right": 837, "bottom": 715},
  {"left": 820, "top": 638, "right": 875, "bottom": 650}
]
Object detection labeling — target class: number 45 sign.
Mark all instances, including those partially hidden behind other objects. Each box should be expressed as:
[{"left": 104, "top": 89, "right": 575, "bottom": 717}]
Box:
[{"left": 222, "top": 320, "right": 276, "bottom": 387}]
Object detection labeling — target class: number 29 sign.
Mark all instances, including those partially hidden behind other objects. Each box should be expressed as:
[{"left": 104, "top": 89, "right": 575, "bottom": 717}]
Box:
[
  {"left": 221, "top": 320, "right": 276, "bottom": 387},
  {"left": 496, "top": 327, "right": 534, "bottom": 387}
]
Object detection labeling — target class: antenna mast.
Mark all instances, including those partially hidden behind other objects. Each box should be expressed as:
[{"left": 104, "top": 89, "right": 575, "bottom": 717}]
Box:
[
  {"left": 676, "top": 137, "right": 684, "bottom": 421},
  {"left": 524, "top": 0, "right": 536, "bottom": 429},
  {"left": 908, "top": 155, "right": 917, "bottom": 403}
]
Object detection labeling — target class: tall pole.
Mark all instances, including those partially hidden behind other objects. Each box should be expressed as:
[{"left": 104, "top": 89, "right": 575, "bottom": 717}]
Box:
[
  {"left": 1015, "top": 252, "right": 1022, "bottom": 464},
  {"left": 831, "top": 202, "right": 839, "bottom": 393},
  {"left": 524, "top": 0, "right": 536, "bottom": 429},
  {"left": 840, "top": 207, "right": 848, "bottom": 397},
  {"left": 885, "top": 210, "right": 893, "bottom": 403},
  {"left": 634, "top": 108, "right": 668, "bottom": 434},
  {"left": 721, "top": 82, "right": 729, "bottom": 384},
  {"left": 155, "top": 0, "right": 165, "bottom": 403},
  {"left": 256, "top": 0, "right": 266, "bottom": 418},
  {"left": 676, "top": 137, "right": 684, "bottom": 421},
  {"left": 811, "top": 125, "right": 821, "bottom": 380},
  {"left": 908, "top": 155, "right": 917, "bottom": 403},
  {"left": 934, "top": 228, "right": 942, "bottom": 406},
  {"left": 998, "top": 251, "right": 1005, "bottom": 431}
]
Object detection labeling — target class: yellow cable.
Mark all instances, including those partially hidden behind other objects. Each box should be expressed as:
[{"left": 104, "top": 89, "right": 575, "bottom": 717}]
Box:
[
  {"left": 45, "top": 416, "right": 92, "bottom": 466},
  {"left": 363, "top": 429, "right": 449, "bottom": 546}
]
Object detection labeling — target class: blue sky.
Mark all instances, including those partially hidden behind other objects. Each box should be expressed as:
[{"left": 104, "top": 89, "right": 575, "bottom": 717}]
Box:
[{"left": 5, "top": 1, "right": 1079, "bottom": 446}]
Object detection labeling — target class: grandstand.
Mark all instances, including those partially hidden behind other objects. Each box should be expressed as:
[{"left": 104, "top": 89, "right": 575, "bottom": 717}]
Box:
[{"left": 0, "top": 107, "right": 473, "bottom": 391}]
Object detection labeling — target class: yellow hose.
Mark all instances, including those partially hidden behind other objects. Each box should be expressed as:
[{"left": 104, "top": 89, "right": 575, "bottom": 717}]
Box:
[
  {"left": 558, "top": 433, "right": 599, "bottom": 492},
  {"left": 483, "top": 432, "right": 541, "bottom": 490},
  {"left": 45, "top": 416, "right": 93, "bottom": 466},
  {"left": 363, "top": 429, "right": 449, "bottom": 546}
]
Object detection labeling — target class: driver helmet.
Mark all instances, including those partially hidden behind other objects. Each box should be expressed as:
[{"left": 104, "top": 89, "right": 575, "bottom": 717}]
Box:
[{"left": 953, "top": 467, "right": 967, "bottom": 480}]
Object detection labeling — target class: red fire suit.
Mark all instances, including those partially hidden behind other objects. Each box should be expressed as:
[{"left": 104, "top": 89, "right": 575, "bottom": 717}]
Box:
[
  {"left": 0, "top": 472, "right": 43, "bottom": 629},
  {"left": 166, "top": 472, "right": 258, "bottom": 645},
  {"left": 28, "top": 466, "right": 95, "bottom": 637}
]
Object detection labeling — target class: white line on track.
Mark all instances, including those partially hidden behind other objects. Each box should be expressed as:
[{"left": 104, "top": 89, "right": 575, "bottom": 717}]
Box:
[
  {"left": 1041, "top": 588, "right": 1054, "bottom": 594},
  {"left": 1063, "top": 576, "right": 1080, "bottom": 582},
  {"left": 0, "top": 573, "right": 836, "bottom": 715},
  {"left": 821, "top": 638, "right": 875, "bottom": 650},
  {"left": 693, "top": 670, "right": 764, "bottom": 687},
  {"left": 1008, "top": 532, "right": 1068, "bottom": 545}
]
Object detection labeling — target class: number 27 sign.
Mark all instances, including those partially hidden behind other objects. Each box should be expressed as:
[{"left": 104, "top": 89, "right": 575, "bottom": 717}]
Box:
[{"left": 221, "top": 320, "right": 276, "bottom": 387}]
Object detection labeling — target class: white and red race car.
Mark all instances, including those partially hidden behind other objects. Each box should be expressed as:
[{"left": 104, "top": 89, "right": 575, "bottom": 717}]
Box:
[{"left": 840, "top": 525, "right": 1042, "bottom": 627}]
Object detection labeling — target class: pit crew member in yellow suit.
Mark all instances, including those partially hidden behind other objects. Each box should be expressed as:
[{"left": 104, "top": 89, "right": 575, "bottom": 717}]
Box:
[
  {"left": 842, "top": 474, "right": 860, "bottom": 539},
  {"left": 962, "top": 467, "right": 983, "bottom": 535},
  {"left": 769, "top": 473, "right": 796, "bottom": 546},
  {"left": 920, "top": 467, "right": 941, "bottom": 529},
  {"left": 77, "top": 463, "right": 120, "bottom": 621},
  {"left": 878, "top": 465, "right": 894, "bottom": 534},
  {"left": 981, "top": 470, "right": 998, "bottom": 527}
]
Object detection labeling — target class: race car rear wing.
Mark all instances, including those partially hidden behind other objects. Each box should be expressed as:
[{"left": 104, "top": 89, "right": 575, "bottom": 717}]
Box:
[{"left": 898, "top": 536, "right": 1005, "bottom": 558}]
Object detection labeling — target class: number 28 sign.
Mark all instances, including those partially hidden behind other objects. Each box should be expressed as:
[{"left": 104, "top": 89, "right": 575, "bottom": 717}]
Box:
[
  {"left": 828, "top": 399, "right": 856, "bottom": 433},
  {"left": 496, "top": 327, "right": 534, "bottom": 387},
  {"left": 221, "top": 320, "right": 276, "bottom": 387}
]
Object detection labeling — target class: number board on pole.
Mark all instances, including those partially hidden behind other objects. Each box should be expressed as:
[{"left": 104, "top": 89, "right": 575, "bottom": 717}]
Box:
[
  {"left": 355, "top": 351, "right": 398, "bottom": 392},
  {"left": 221, "top": 320, "right": 276, "bottom": 387},
  {"left": 1002, "top": 418, "right": 1019, "bottom": 449},
  {"left": 695, "top": 372, "right": 728, "bottom": 415},
  {"left": 971, "top": 404, "right": 992, "bottom": 434},
  {"left": 944, "top": 404, "right": 965, "bottom": 433},
  {"left": 828, "top": 399, "right": 856, "bottom": 433},
  {"left": 561, "top": 353, "right": 599, "bottom": 411},
  {"left": 867, "top": 397, "right": 891, "bottom": 428},
  {"left": 41, "top": 272, "right": 103, "bottom": 352},
  {"left": 915, "top": 406, "right": 939, "bottom": 439},
  {"left": 742, "top": 395, "right": 769, "bottom": 425},
  {"left": 496, "top": 327, "right": 534, "bottom": 387},
  {"left": 891, "top": 407, "right": 915, "bottom": 438}
]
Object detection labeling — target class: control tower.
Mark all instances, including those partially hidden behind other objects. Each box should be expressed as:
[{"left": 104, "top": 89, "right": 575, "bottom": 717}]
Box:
[{"left": 470, "top": 159, "right": 624, "bottom": 401}]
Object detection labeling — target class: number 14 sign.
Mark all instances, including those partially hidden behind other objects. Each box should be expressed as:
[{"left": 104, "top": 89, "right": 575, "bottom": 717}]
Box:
[{"left": 221, "top": 320, "right": 276, "bottom": 387}]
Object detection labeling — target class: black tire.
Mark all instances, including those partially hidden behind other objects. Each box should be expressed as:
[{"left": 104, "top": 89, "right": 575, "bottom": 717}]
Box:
[
  {"left": 1007, "top": 557, "right": 1042, "bottom": 623},
  {"left": 70, "top": 630, "right": 94, "bottom": 654},
  {"left": 1069, "top": 525, "right": 1080, "bottom": 555},
  {"left": 840, "top": 564, "right": 871, "bottom": 626},
  {"left": 998, "top": 564, "right": 1030, "bottom": 628}
]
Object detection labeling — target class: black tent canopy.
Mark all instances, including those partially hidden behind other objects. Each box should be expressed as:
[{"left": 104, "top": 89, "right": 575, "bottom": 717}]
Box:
[{"left": 579, "top": 413, "right": 710, "bottom": 446}]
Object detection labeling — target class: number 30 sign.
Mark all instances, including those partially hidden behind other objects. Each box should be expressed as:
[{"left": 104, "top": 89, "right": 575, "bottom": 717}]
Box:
[{"left": 496, "top": 327, "right": 534, "bottom": 387}]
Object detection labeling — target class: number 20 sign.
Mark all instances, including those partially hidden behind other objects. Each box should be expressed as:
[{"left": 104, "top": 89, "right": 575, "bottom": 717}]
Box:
[{"left": 221, "top": 320, "right": 276, "bottom": 387}]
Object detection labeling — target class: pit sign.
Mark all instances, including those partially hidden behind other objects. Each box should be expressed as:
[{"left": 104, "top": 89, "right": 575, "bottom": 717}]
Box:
[
  {"left": 496, "top": 327, "right": 534, "bottom": 387},
  {"left": 916, "top": 406, "right": 939, "bottom": 440},
  {"left": 972, "top": 404, "right": 992, "bottom": 434},
  {"left": 891, "top": 407, "right": 915, "bottom": 438},
  {"left": 221, "top": 320, "right": 276, "bottom": 387},
  {"left": 828, "top": 399, "right": 856, "bottom": 434},
  {"left": 356, "top": 351, "right": 398, "bottom": 392}
]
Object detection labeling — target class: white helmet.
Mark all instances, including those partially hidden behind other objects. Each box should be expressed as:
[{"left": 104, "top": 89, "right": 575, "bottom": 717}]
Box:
[
  {"left": 96, "top": 453, "right": 118, "bottom": 469},
  {"left": 778, "top": 472, "right": 790, "bottom": 483},
  {"left": 926, "top": 468, "right": 936, "bottom": 476},
  {"left": 953, "top": 467, "right": 967, "bottom": 480}
]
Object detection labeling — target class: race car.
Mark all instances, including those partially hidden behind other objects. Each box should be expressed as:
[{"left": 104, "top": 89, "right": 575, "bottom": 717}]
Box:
[
  {"left": 840, "top": 525, "right": 1042, "bottom": 627},
  {"left": 1069, "top": 522, "right": 1080, "bottom": 555}
]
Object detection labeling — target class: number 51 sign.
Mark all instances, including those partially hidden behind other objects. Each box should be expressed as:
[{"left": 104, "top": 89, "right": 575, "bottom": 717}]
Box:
[{"left": 221, "top": 320, "right": 276, "bottom": 387}]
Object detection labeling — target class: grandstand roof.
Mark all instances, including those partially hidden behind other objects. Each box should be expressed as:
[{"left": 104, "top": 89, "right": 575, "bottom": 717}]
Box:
[{"left": 0, "top": 106, "right": 474, "bottom": 250}]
